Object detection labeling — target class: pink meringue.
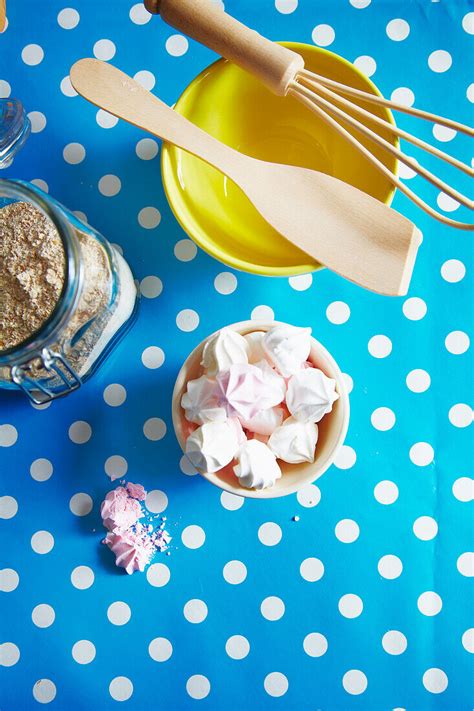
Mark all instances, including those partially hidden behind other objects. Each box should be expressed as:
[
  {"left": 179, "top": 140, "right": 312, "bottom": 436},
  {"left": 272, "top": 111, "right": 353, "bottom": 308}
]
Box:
[
  {"left": 181, "top": 375, "right": 226, "bottom": 425},
  {"left": 105, "top": 526, "right": 155, "bottom": 575},
  {"left": 286, "top": 368, "right": 339, "bottom": 423},
  {"left": 101, "top": 487, "right": 143, "bottom": 533},
  {"left": 126, "top": 482, "right": 147, "bottom": 500},
  {"left": 241, "top": 406, "right": 285, "bottom": 436},
  {"left": 216, "top": 363, "right": 285, "bottom": 421}
]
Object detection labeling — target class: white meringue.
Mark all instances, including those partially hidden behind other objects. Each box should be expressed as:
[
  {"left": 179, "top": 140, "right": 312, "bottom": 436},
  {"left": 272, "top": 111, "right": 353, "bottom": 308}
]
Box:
[
  {"left": 185, "top": 420, "right": 240, "bottom": 473},
  {"left": 201, "top": 328, "right": 249, "bottom": 376},
  {"left": 241, "top": 406, "right": 285, "bottom": 436},
  {"left": 244, "top": 331, "right": 267, "bottom": 364},
  {"left": 263, "top": 324, "right": 312, "bottom": 377},
  {"left": 233, "top": 439, "right": 282, "bottom": 490},
  {"left": 286, "top": 368, "right": 339, "bottom": 423},
  {"left": 268, "top": 416, "right": 318, "bottom": 464},
  {"left": 181, "top": 375, "right": 226, "bottom": 425},
  {"left": 216, "top": 363, "right": 284, "bottom": 421}
]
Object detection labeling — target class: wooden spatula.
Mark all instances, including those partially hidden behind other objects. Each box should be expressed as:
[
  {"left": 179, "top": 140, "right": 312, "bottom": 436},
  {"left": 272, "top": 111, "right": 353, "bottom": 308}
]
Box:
[{"left": 70, "top": 58, "right": 421, "bottom": 296}]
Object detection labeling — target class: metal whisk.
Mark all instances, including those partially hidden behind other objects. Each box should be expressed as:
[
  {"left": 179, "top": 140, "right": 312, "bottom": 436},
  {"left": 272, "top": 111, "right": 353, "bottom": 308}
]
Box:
[{"left": 145, "top": 0, "right": 473, "bottom": 230}]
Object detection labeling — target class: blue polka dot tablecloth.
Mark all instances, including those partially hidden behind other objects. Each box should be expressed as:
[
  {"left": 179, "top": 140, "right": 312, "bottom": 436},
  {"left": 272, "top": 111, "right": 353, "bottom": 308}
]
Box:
[{"left": 1, "top": 0, "right": 473, "bottom": 709}]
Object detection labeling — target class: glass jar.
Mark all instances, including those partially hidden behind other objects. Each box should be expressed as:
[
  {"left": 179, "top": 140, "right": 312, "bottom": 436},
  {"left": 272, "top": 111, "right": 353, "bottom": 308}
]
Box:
[{"left": 0, "top": 100, "right": 138, "bottom": 403}]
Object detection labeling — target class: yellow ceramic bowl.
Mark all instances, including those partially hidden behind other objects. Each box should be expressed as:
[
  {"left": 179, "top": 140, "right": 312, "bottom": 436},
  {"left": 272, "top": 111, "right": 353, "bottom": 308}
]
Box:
[{"left": 162, "top": 43, "right": 398, "bottom": 276}]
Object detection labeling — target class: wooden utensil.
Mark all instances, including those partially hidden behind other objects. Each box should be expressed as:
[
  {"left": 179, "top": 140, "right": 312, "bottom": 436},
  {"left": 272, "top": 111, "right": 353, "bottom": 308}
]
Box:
[
  {"left": 70, "top": 58, "right": 421, "bottom": 296},
  {"left": 0, "top": 0, "right": 6, "bottom": 32},
  {"left": 145, "top": 0, "right": 473, "bottom": 231}
]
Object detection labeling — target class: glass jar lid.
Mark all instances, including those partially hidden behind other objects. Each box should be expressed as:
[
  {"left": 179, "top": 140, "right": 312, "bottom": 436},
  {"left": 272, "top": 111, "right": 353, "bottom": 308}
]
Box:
[{"left": 0, "top": 98, "right": 30, "bottom": 168}]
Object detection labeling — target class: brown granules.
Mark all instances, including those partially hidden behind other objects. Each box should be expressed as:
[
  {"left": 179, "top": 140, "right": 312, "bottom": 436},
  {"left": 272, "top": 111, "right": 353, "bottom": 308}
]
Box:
[{"left": 0, "top": 201, "right": 66, "bottom": 350}]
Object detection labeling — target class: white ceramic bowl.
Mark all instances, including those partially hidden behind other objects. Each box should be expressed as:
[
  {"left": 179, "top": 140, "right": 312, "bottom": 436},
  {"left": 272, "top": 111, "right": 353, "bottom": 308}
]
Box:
[{"left": 172, "top": 320, "right": 350, "bottom": 499}]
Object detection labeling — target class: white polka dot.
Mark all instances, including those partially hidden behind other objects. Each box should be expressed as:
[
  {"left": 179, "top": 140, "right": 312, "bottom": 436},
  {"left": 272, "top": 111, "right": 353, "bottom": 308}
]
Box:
[
  {"left": 462, "top": 628, "right": 474, "bottom": 653},
  {"left": 368, "top": 335, "right": 392, "bottom": 358},
  {"left": 371, "top": 407, "right": 396, "bottom": 431},
  {"left": 441, "top": 259, "right": 465, "bottom": 283},
  {"left": 214, "top": 272, "right": 238, "bottom": 295},
  {"left": 326, "top": 301, "right": 350, "bottom": 324},
  {"left": 32, "top": 604, "right": 55, "bottom": 628},
  {"left": 22, "top": 44, "right": 44, "bottom": 66},
  {"left": 289, "top": 274, "right": 313, "bottom": 291},
  {"left": 69, "top": 493, "right": 93, "bottom": 516},
  {"left": 0, "top": 79, "right": 11, "bottom": 98},
  {"left": 68, "top": 420, "right": 91, "bottom": 444},
  {"left": 433, "top": 124, "right": 457, "bottom": 142},
  {"left": 296, "top": 483, "right": 321, "bottom": 507},
  {"left": 445, "top": 330, "right": 469, "bottom": 355},
  {"left": 452, "top": 477, "right": 473, "bottom": 502},
  {"left": 130, "top": 3, "right": 152, "bottom": 24},
  {"left": 60, "top": 76, "right": 77, "bottom": 97},
  {"left": 463, "top": 11, "right": 474, "bottom": 33},
  {"left": 398, "top": 160, "right": 418, "bottom": 179},
  {"left": 342, "top": 670, "right": 367, "bottom": 695},
  {"left": 251, "top": 305, "right": 275, "bottom": 322},
  {"left": 409, "top": 442, "right": 434, "bottom": 466},
  {"left": 303, "top": 632, "right": 328, "bottom": 657},
  {"left": 275, "top": 0, "right": 298, "bottom": 13},
  {"left": 180, "top": 455, "right": 198, "bottom": 476},
  {"left": 136, "top": 138, "right": 159, "bottom": 160},
  {"left": 104, "top": 455, "right": 128, "bottom": 481},
  {"left": 31, "top": 531, "right": 54, "bottom": 554},
  {"left": 149, "top": 637, "right": 173, "bottom": 662},
  {"left": 146, "top": 489, "right": 168, "bottom": 513},
  {"left": 142, "top": 346, "right": 165, "bottom": 369},
  {"left": 0, "top": 496, "right": 17, "bottom": 519},
  {"left": 63, "top": 142, "right": 85, "bottom": 165},
  {"left": 225, "top": 635, "right": 250, "bottom": 659},
  {"left": 390, "top": 87, "right": 415, "bottom": 106},
  {"left": 335, "top": 519, "right": 360, "bottom": 543},
  {"left": 449, "top": 403, "right": 472, "bottom": 428},
  {"left": 0, "top": 568, "right": 19, "bottom": 592},
  {"left": 0, "top": 642, "right": 20, "bottom": 667},
  {"left": 339, "top": 594, "right": 363, "bottom": 618},
  {"left": 374, "top": 480, "right": 399, "bottom": 505},
  {"left": 378, "top": 554, "right": 403, "bottom": 579},
  {"left": 300, "top": 557, "right": 324, "bottom": 582},
  {"left": 30, "top": 401, "right": 52, "bottom": 412},
  {"left": 182, "top": 525, "right": 206, "bottom": 549},
  {"left": 223, "top": 560, "right": 247, "bottom": 584},
  {"left": 31, "top": 179, "right": 49, "bottom": 192},
  {"left": 0, "top": 424, "right": 17, "bottom": 447},
  {"left": 107, "top": 601, "right": 131, "bottom": 625},
  {"left": 334, "top": 445, "right": 357, "bottom": 469},
  {"left": 406, "top": 369, "right": 431, "bottom": 393},
  {"left": 353, "top": 55, "right": 377, "bottom": 77},
  {"left": 186, "top": 675, "right": 210, "bottom": 700},
  {"left": 467, "top": 83, "right": 474, "bottom": 103},
  {"left": 417, "top": 591, "right": 442, "bottom": 616},
  {"left": 350, "top": 0, "right": 371, "bottom": 7},
  {"left": 423, "top": 668, "right": 448, "bottom": 694},
  {"left": 93, "top": 39, "right": 116, "bottom": 61},
  {"left": 165, "top": 34, "right": 189, "bottom": 56},
  {"left": 72, "top": 640, "right": 96, "bottom": 664},
  {"left": 264, "top": 672, "right": 288, "bottom": 697},
  {"left": 143, "top": 417, "right": 167, "bottom": 441},
  {"left": 133, "top": 70, "right": 156, "bottom": 90},
  {"left": 174, "top": 239, "right": 197, "bottom": 261},
  {"left": 71, "top": 565, "right": 94, "bottom": 590},
  {"left": 457, "top": 552, "right": 474, "bottom": 577},
  {"left": 57, "top": 8, "right": 80, "bottom": 29},
  {"left": 382, "top": 630, "right": 407, "bottom": 655},
  {"left": 413, "top": 516, "right": 438, "bottom": 541},
  {"left": 138, "top": 206, "right": 161, "bottom": 228},
  {"left": 183, "top": 599, "right": 208, "bottom": 623},
  {"left": 312, "top": 24, "right": 335, "bottom": 47},
  {"left": 220, "top": 491, "right": 244, "bottom": 510},
  {"left": 403, "top": 297, "right": 427, "bottom": 320},
  {"left": 437, "top": 191, "right": 460, "bottom": 212},
  {"left": 30, "top": 458, "right": 53, "bottom": 482},
  {"left": 386, "top": 18, "right": 410, "bottom": 41},
  {"left": 32, "top": 679, "right": 56, "bottom": 704},
  {"left": 98, "top": 174, "right": 121, "bottom": 197},
  {"left": 74, "top": 211, "right": 88, "bottom": 224},
  {"left": 96, "top": 109, "right": 118, "bottom": 128},
  {"left": 109, "top": 677, "right": 133, "bottom": 702},
  {"left": 140, "top": 276, "right": 163, "bottom": 299},
  {"left": 27, "top": 111, "right": 46, "bottom": 133},
  {"left": 103, "top": 383, "right": 127, "bottom": 407},
  {"left": 258, "top": 522, "right": 282, "bottom": 546},
  {"left": 428, "top": 50, "right": 452, "bottom": 73},
  {"left": 146, "top": 563, "right": 171, "bottom": 587},
  {"left": 176, "top": 309, "right": 199, "bottom": 332},
  {"left": 261, "top": 596, "right": 285, "bottom": 621}
]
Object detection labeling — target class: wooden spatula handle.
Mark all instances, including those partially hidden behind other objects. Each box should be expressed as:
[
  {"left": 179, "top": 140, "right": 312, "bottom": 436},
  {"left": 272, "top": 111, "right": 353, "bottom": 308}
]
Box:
[{"left": 144, "top": 0, "right": 304, "bottom": 95}]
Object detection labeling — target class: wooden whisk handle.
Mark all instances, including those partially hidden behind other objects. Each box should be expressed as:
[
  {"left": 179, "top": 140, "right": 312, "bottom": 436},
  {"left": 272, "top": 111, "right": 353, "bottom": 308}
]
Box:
[{"left": 144, "top": 0, "right": 304, "bottom": 95}]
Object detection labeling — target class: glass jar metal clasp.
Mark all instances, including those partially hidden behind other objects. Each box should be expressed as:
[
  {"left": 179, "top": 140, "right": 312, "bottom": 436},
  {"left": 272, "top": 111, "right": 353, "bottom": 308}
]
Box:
[{"left": 11, "top": 347, "right": 81, "bottom": 404}]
